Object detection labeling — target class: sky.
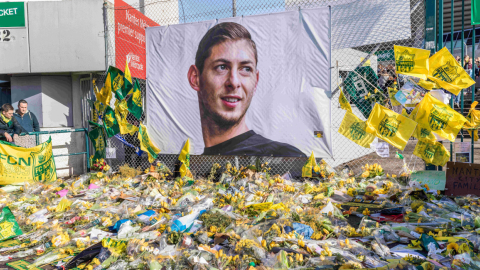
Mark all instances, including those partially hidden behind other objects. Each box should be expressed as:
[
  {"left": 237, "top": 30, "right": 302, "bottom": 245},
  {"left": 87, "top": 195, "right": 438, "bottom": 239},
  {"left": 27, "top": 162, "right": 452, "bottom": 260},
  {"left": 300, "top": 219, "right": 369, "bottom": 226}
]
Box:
[{"left": 178, "top": 0, "right": 286, "bottom": 23}]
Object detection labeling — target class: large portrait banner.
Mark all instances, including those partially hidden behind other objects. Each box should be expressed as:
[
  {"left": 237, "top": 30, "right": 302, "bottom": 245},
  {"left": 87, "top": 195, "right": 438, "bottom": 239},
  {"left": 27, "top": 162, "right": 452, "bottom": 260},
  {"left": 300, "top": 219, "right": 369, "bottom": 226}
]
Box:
[{"left": 146, "top": 7, "right": 332, "bottom": 157}]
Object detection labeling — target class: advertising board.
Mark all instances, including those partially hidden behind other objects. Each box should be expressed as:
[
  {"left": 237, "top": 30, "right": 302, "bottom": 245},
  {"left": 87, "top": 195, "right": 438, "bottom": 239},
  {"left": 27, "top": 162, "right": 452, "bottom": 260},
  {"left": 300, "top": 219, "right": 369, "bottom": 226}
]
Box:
[{"left": 115, "top": 0, "right": 159, "bottom": 79}]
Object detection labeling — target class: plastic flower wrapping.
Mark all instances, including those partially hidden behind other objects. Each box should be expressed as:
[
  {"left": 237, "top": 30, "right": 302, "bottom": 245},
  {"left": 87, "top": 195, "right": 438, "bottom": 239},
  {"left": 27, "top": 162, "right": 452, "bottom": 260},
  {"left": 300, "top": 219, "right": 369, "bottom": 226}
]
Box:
[{"left": 0, "top": 160, "right": 479, "bottom": 270}]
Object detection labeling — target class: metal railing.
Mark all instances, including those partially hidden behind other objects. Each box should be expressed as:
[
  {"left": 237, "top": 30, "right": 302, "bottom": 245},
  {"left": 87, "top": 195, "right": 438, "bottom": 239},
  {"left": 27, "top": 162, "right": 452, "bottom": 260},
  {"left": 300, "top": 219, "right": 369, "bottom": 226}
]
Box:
[
  {"left": 18, "top": 128, "right": 90, "bottom": 171},
  {"left": 437, "top": 0, "right": 477, "bottom": 164}
]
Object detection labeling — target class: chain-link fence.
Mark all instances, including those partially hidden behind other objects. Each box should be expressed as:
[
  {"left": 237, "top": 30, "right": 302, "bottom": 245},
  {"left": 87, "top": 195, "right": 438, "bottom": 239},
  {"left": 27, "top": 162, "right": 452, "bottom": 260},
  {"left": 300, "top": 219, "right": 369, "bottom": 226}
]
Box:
[{"left": 91, "top": 0, "right": 431, "bottom": 177}]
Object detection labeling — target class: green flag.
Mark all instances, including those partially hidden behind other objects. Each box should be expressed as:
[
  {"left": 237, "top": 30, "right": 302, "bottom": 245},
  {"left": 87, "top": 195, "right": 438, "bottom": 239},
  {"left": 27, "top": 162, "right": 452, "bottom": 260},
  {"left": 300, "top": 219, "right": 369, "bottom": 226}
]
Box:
[
  {"left": 124, "top": 60, "right": 134, "bottom": 97},
  {"left": 105, "top": 66, "right": 132, "bottom": 101},
  {"left": 86, "top": 99, "right": 98, "bottom": 123},
  {"left": 473, "top": 0, "right": 480, "bottom": 25},
  {"left": 103, "top": 105, "right": 120, "bottom": 138},
  {"left": 343, "top": 66, "right": 383, "bottom": 119},
  {"left": 0, "top": 207, "right": 22, "bottom": 241},
  {"left": 138, "top": 123, "right": 161, "bottom": 163},
  {"left": 88, "top": 126, "right": 106, "bottom": 162},
  {"left": 127, "top": 78, "right": 143, "bottom": 120}
]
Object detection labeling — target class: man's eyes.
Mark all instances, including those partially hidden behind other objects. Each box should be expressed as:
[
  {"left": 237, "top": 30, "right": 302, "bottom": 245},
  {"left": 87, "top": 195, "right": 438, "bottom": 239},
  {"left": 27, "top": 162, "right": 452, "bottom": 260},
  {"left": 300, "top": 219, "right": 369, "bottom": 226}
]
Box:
[{"left": 214, "top": 65, "right": 253, "bottom": 73}]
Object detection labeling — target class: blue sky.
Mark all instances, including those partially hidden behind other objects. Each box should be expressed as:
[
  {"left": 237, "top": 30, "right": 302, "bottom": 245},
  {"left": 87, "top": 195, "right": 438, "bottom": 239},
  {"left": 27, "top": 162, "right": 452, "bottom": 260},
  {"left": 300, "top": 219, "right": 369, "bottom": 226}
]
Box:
[{"left": 178, "top": 0, "right": 286, "bottom": 23}]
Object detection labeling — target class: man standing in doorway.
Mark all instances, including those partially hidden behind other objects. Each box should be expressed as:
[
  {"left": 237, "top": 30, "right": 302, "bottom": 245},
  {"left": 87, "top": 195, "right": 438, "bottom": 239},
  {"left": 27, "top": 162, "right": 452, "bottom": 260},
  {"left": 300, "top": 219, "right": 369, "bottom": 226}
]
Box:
[
  {"left": 14, "top": 100, "right": 40, "bottom": 133},
  {"left": 0, "top": 103, "right": 21, "bottom": 143}
]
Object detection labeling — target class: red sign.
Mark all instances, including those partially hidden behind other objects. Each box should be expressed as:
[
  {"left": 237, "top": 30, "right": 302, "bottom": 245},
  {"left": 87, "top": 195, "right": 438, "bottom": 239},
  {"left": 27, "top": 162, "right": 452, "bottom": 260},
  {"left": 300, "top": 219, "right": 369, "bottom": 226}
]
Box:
[
  {"left": 445, "top": 161, "right": 480, "bottom": 196},
  {"left": 115, "top": 0, "right": 159, "bottom": 79}
]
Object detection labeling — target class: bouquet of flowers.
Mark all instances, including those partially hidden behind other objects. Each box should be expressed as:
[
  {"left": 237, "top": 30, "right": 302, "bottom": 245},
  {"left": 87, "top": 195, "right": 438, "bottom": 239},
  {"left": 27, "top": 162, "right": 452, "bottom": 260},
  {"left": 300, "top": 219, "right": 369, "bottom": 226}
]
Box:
[{"left": 91, "top": 158, "right": 110, "bottom": 172}]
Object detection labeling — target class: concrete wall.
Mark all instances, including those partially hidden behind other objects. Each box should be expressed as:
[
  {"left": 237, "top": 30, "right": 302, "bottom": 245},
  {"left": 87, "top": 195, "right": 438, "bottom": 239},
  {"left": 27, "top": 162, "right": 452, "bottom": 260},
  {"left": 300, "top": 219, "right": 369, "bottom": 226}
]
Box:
[
  {"left": 0, "top": 0, "right": 106, "bottom": 74},
  {"left": 11, "top": 74, "right": 85, "bottom": 177},
  {"left": 41, "top": 76, "right": 73, "bottom": 128},
  {"left": 11, "top": 76, "right": 73, "bottom": 128},
  {"left": 11, "top": 76, "right": 43, "bottom": 126},
  {"left": 0, "top": 28, "right": 29, "bottom": 74},
  {"left": 28, "top": 0, "right": 105, "bottom": 73}
]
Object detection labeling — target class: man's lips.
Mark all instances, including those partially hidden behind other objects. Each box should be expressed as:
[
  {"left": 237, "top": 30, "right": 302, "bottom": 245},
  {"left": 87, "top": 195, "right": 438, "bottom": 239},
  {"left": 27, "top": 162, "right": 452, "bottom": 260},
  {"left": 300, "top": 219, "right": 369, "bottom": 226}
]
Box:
[{"left": 221, "top": 96, "right": 242, "bottom": 108}]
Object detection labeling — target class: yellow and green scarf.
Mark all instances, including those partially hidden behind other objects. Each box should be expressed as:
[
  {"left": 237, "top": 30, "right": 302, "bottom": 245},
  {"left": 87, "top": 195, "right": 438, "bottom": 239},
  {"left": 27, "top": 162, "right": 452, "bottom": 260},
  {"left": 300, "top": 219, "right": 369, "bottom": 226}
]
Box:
[{"left": 1, "top": 113, "right": 12, "bottom": 127}]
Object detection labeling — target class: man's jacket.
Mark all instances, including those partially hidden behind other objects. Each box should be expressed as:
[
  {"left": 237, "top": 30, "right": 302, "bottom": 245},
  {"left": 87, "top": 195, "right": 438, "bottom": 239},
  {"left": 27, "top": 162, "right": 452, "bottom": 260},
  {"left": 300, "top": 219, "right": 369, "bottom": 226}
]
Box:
[
  {"left": 0, "top": 116, "right": 22, "bottom": 140},
  {"left": 13, "top": 110, "right": 40, "bottom": 133}
]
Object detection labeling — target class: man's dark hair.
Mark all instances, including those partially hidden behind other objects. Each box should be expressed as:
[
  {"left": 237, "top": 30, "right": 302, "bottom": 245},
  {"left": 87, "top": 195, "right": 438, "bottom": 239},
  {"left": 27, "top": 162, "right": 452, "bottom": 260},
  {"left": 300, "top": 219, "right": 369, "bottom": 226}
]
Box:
[
  {"left": 195, "top": 22, "right": 258, "bottom": 74},
  {"left": 1, "top": 104, "right": 13, "bottom": 112},
  {"left": 18, "top": 100, "right": 27, "bottom": 105}
]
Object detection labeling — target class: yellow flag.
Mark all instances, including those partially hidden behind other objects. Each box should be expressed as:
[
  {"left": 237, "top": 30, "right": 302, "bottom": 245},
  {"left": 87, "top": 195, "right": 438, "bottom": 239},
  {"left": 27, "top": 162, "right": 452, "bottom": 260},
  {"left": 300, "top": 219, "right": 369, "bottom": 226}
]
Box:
[
  {"left": 466, "top": 125, "right": 479, "bottom": 141},
  {"left": 125, "top": 60, "right": 133, "bottom": 96},
  {"left": 114, "top": 99, "right": 138, "bottom": 136},
  {"left": 94, "top": 100, "right": 106, "bottom": 120},
  {"left": 427, "top": 47, "right": 475, "bottom": 95},
  {"left": 388, "top": 87, "right": 401, "bottom": 106},
  {"left": 302, "top": 151, "right": 315, "bottom": 178},
  {"left": 394, "top": 45, "right": 430, "bottom": 80},
  {"left": 413, "top": 139, "right": 450, "bottom": 166},
  {"left": 408, "top": 105, "right": 420, "bottom": 120},
  {"left": 463, "top": 101, "right": 480, "bottom": 141},
  {"left": 338, "top": 111, "right": 375, "bottom": 148},
  {"left": 94, "top": 77, "right": 112, "bottom": 106},
  {"left": 339, "top": 88, "right": 352, "bottom": 112},
  {"left": 178, "top": 139, "right": 193, "bottom": 178},
  {"left": 417, "top": 79, "right": 438, "bottom": 90},
  {"left": 138, "top": 123, "right": 160, "bottom": 163},
  {"left": 412, "top": 124, "right": 436, "bottom": 142},
  {"left": 414, "top": 93, "right": 467, "bottom": 142},
  {"left": 366, "top": 103, "right": 417, "bottom": 150},
  {"left": 0, "top": 137, "right": 57, "bottom": 185}
]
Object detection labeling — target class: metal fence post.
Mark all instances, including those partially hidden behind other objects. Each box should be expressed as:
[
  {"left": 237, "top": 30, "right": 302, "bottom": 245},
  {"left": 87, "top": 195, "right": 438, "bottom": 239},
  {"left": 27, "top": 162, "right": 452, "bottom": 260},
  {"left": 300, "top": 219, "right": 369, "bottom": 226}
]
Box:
[
  {"left": 450, "top": 0, "right": 454, "bottom": 161},
  {"left": 85, "top": 129, "right": 90, "bottom": 171},
  {"left": 103, "top": 1, "right": 109, "bottom": 70},
  {"left": 438, "top": 0, "right": 443, "bottom": 49},
  {"left": 427, "top": 0, "right": 443, "bottom": 171},
  {"left": 461, "top": 0, "right": 465, "bottom": 143},
  {"left": 472, "top": 25, "right": 476, "bottom": 163}
]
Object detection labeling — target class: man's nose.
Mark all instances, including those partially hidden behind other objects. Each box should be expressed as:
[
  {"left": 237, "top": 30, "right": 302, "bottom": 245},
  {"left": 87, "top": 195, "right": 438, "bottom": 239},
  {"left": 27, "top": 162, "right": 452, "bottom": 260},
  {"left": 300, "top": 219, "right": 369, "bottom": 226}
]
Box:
[{"left": 226, "top": 70, "right": 241, "bottom": 90}]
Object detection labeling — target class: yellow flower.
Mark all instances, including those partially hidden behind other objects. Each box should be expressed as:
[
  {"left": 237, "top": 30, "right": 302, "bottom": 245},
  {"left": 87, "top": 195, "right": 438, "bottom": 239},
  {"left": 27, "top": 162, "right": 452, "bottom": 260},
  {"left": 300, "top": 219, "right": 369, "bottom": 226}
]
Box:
[
  {"left": 298, "top": 240, "right": 305, "bottom": 247},
  {"left": 447, "top": 242, "right": 459, "bottom": 251},
  {"left": 96, "top": 172, "right": 103, "bottom": 178}
]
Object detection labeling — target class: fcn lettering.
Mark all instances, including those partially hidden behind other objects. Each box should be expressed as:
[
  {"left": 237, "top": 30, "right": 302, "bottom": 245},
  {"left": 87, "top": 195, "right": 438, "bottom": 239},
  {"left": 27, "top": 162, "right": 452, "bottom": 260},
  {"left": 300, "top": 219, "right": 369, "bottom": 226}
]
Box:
[{"left": 0, "top": 153, "right": 30, "bottom": 166}]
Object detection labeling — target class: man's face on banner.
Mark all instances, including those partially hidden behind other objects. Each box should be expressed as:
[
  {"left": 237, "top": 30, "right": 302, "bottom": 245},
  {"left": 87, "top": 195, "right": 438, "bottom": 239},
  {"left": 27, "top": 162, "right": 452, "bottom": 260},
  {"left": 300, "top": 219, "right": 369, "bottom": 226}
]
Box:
[{"left": 197, "top": 39, "right": 259, "bottom": 127}]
